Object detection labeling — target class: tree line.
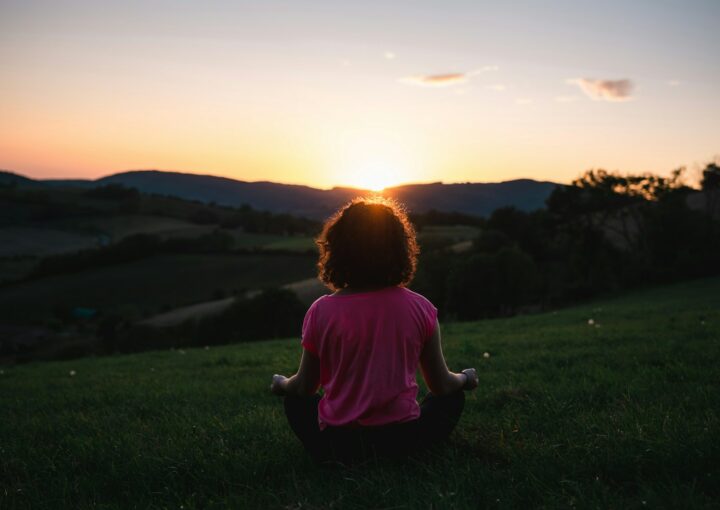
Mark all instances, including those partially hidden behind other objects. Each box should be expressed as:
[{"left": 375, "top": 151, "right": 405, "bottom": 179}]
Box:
[{"left": 412, "top": 163, "right": 720, "bottom": 320}]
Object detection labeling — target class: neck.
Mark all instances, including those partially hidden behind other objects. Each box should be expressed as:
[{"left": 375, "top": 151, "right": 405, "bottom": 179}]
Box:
[{"left": 335, "top": 284, "right": 392, "bottom": 295}]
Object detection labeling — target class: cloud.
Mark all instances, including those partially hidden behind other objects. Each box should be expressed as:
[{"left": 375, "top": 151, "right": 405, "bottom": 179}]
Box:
[
  {"left": 667, "top": 79, "right": 680, "bottom": 87},
  {"left": 569, "top": 78, "right": 634, "bottom": 101},
  {"left": 515, "top": 98, "right": 532, "bottom": 105},
  {"left": 400, "top": 73, "right": 468, "bottom": 87},
  {"left": 384, "top": 51, "right": 396, "bottom": 60},
  {"left": 486, "top": 84, "right": 506, "bottom": 91},
  {"left": 399, "top": 65, "right": 497, "bottom": 88}
]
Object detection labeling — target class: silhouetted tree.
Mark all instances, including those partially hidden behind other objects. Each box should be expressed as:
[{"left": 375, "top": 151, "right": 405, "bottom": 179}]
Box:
[
  {"left": 446, "top": 247, "right": 539, "bottom": 319},
  {"left": 701, "top": 163, "right": 720, "bottom": 191},
  {"left": 701, "top": 162, "right": 720, "bottom": 218}
]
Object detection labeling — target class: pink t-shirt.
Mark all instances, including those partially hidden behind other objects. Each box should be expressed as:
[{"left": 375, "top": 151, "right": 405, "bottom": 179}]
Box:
[{"left": 301, "top": 286, "right": 438, "bottom": 430}]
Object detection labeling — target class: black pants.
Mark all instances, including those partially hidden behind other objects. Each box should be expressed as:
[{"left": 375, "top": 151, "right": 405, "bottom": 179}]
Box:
[{"left": 283, "top": 390, "right": 465, "bottom": 465}]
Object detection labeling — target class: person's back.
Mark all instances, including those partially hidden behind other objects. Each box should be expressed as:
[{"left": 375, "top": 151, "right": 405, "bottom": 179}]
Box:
[
  {"left": 302, "top": 286, "right": 437, "bottom": 430},
  {"left": 270, "top": 197, "right": 479, "bottom": 465}
]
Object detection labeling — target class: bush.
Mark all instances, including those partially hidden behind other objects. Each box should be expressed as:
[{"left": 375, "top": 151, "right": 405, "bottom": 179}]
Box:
[
  {"left": 195, "top": 288, "right": 306, "bottom": 344},
  {"left": 446, "top": 247, "right": 539, "bottom": 320}
]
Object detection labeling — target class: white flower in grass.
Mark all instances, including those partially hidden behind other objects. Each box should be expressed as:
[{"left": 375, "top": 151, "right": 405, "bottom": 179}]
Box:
[
  {"left": 483, "top": 352, "right": 490, "bottom": 359},
  {"left": 588, "top": 319, "right": 595, "bottom": 325},
  {"left": 69, "top": 370, "right": 76, "bottom": 377},
  {"left": 204, "top": 346, "right": 210, "bottom": 350},
  {"left": 0, "top": 370, "right": 4, "bottom": 375},
  {"left": 179, "top": 350, "right": 186, "bottom": 355}
]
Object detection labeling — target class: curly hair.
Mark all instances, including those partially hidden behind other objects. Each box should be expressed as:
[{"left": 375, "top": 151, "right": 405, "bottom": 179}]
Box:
[{"left": 316, "top": 197, "right": 420, "bottom": 291}]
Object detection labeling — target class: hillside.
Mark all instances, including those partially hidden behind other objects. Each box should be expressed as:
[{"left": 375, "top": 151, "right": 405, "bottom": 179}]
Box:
[
  {"left": 3, "top": 169, "right": 559, "bottom": 219},
  {"left": 1, "top": 277, "right": 718, "bottom": 508}
]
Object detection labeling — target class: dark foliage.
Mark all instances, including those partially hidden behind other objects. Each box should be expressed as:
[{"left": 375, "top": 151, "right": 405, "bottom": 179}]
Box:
[
  {"left": 195, "top": 288, "right": 306, "bottom": 345},
  {"left": 411, "top": 209, "right": 485, "bottom": 229},
  {"left": 116, "top": 288, "right": 306, "bottom": 352},
  {"left": 702, "top": 163, "right": 720, "bottom": 190},
  {"left": 29, "top": 231, "right": 245, "bottom": 279},
  {"left": 412, "top": 163, "right": 720, "bottom": 321},
  {"left": 84, "top": 184, "right": 140, "bottom": 200}
]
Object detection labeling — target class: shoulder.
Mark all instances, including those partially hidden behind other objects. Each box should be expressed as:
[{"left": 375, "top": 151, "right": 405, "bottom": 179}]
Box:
[
  {"left": 305, "top": 293, "right": 332, "bottom": 316},
  {"left": 398, "top": 287, "right": 436, "bottom": 308},
  {"left": 400, "top": 287, "right": 438, "bottom": 338},
  {"left": 302, "top": 294, "right": 331, "bottom": 334}
]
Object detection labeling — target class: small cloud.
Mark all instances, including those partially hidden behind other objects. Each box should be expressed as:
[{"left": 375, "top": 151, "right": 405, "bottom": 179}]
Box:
[
  {"left": 569, "top": 78, "right": 634, "bottom": 101},
  {"left": 339, "top": 59, "right": 351, "bottom": 67},
  {"left": 486, "top": 84, "right": 506, "bottom": 92},
  {"left": 400, "top": 73, "right": 468, "bottom": 87},
  {"left": 384, "top": 51, "right": 396, "bottom": 60},
  {"left": 667, "top": 79, "right": 680, "bottom": 87},
  {"left": 400, "top": 65, "right": 497, "bottom": 88},
  {"left": 554, "top": 95, "right": 578, "bottom": 103},
  {"left": 515, "top": 98, "right": 532, "bottom": 105}
]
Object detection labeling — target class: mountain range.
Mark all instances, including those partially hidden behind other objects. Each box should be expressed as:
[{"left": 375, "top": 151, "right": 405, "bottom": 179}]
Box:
[{"left": 0, "top": 169, "right": 560, "bottom": 219}]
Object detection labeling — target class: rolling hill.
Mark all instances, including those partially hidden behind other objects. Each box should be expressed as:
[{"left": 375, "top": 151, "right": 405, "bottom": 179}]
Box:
[{"left": 2, "top": 169, "right": 560, "bottom": 219}]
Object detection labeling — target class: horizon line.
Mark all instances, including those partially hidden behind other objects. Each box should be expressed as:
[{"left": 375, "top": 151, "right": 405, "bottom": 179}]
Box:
[{"left": 1, "top": 167, "right": 564, "bottom": 192}]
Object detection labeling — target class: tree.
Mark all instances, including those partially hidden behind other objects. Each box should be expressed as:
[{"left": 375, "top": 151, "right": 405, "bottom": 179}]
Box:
[
  {"left": 445, "top": 247, "right": 539, "bottom": 319},
  {"left": 701, "top": 163, "right": 720, "bottom": 191},
  {"left": 701, "top": 162, "right": 720, "bottom": 218}
]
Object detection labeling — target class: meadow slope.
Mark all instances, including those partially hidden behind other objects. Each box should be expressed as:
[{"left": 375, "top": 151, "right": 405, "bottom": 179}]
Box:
[{"left": 1, "top": 277, "right": 719, "bottom": 509}]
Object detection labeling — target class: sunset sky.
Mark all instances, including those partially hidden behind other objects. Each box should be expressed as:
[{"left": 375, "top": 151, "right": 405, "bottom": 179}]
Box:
[{"left": 1, "top": 0, "right": 719, "bottom": 190}]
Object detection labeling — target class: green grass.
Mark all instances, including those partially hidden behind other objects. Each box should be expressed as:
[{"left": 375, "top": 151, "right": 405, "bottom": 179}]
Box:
[{"left": 2, "top": 277, "right": 719, "bottom": 509}]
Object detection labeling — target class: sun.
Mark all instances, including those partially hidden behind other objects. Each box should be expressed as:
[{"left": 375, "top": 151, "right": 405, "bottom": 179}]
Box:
[{"left": 343, "top": 159, "right": 405, "bottom": 191}]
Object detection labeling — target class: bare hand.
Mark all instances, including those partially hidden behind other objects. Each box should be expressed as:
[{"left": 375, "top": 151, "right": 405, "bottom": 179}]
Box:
[
  {"left": 270, "top": 374, "right": 288, "bottom": 396},
  {"left": 461, "top": 368, "right": 479, "bottom": 391}
]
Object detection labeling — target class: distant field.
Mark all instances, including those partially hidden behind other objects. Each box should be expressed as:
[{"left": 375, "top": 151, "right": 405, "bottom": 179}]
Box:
[
  {"left": 262, "top": 236, "right": 316, "bottom": 251},
  {"left": 418, "top": 225, "right": 481, "bottom": 250},
  {"left": 1, "top": 277, "right": 718, "bottom": 508},
  {"left": 41, "top": 214, "right": 211, "bottom": 241},
  {"left": 224, "top": 231, "right": 315, "bottom": 251},
  {"left": 0, "top": 253, "right": 316, "bottom": 323},
  {"left": 0, "top": 226, "right": 99, "bottom": 257},
  {"left": 141, "top": 277, "right": 326, "bottom": 327},
  {"left": 0, "top": 214, "right": 315, "bottom": 258}
]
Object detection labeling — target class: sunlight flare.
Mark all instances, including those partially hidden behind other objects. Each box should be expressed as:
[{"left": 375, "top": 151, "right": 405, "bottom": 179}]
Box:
[{"left": 343, "top": 159, "right": 404, "bottom": 191}]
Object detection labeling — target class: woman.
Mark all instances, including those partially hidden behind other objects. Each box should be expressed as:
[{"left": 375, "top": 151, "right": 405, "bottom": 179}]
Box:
[{"left": 270, "top": 197, "right": 478, "bottom": 465}]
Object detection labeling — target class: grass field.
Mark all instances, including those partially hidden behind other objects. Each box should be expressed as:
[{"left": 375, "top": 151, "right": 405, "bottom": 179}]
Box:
[
  {"left": 1, "top": 277, "right": 719, "bottom": 509},
  {"left": 0, "top": 253, "right": 316, "bottom": 322}
]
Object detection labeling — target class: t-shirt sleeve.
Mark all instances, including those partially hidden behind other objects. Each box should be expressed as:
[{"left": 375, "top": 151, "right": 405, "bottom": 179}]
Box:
[
  {"left": 423, "top": 299, "right": 439, "bottom": 341},
  {"left": 300, "top": 298, "right": 322, "bottom": 356},
  {"left": 412, "top": 292, "right": 438, "bottom": 341}
]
